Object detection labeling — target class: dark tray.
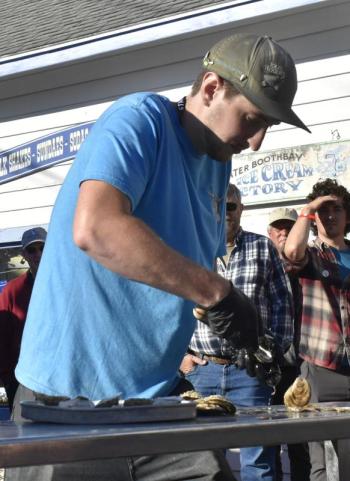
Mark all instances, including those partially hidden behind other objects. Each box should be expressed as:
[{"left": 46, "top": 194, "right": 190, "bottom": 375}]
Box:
[{"left": 21, "top": 399, "right": 197, "bottom": 424}]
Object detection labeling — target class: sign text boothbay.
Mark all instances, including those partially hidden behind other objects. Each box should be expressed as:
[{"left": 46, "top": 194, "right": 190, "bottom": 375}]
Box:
[
  {"left": 231, "top": 140, "right": 350, "bottom": 205},
  {"left": 0, "top": 121, "right": 94, "bottom": 185}
]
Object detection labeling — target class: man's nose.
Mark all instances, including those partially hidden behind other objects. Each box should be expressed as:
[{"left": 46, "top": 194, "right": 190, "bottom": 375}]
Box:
[{"left": 248, "top": 128, "right": 267, "bottom": 151}]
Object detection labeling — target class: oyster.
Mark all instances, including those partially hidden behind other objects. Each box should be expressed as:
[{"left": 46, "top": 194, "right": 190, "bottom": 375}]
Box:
[{"left": 284, "top": 376, "right": 311, "bottom": 410}]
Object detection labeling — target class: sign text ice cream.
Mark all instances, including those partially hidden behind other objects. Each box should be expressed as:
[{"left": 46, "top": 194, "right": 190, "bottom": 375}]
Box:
[{"left": 232, "top": 140, "right": 350, "bottom": 204}]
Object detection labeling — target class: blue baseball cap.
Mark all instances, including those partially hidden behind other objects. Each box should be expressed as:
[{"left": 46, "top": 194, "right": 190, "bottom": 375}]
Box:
[{"left": 21, "top": 227, "right": 47, "bottom": 249}]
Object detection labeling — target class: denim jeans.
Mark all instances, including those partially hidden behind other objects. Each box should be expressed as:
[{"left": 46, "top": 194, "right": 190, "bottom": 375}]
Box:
[
  {"left": 186, "top": 360, "right": 275, "bottom": 481},
  {"left": 5, "top": 384, "right": 236, "bottom": 481}
]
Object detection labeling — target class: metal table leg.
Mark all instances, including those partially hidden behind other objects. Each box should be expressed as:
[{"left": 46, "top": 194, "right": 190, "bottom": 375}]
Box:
[{"left": 337, "top": 438, "right": 350, "bottom": 481}]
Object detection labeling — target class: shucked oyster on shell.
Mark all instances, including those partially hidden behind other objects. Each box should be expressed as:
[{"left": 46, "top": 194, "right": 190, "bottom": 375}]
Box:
[
  {"left": 284, "top": 376, "right": 311, "bottom": 410},
  {"left": 181, "top": 391, "right": 236, "bottom": 414},
  {"left": 181, "top": 390, "right": 201, "bottom": 400}
]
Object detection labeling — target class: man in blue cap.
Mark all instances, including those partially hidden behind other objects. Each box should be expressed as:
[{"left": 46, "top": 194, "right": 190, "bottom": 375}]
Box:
[{"left": 0, "top": 227, "right": 47, "bottom": 410}]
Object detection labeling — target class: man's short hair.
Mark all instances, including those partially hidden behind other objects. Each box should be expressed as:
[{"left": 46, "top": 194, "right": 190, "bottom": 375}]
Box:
[
  {"left": 191, "top": 70, "right": 240, "bottom": 98},
  {"left": 307, "top": 178, "right": 350, "bottom": 236},
  {"left": 227, "top": 183, "right": 242, "bottom": 202}
]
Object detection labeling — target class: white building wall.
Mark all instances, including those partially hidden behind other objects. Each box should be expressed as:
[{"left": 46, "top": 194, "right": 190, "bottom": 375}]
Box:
[{"left": 0, "top": 0, "right": 349, "bottom": 241}]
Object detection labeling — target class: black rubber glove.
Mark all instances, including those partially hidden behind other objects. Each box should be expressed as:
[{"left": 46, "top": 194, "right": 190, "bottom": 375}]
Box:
[
  {"left": 234, "top": 332, "right": 282, "bottom": 388},
  {"left": 193, "top": 282, "right": 260, "bottom": 350}
]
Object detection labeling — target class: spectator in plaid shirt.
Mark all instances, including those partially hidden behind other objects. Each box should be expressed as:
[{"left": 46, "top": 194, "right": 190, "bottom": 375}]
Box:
[
  {"left": 284, "top": 178, "right": 350, "bottom": 481},
  {"left": 180, "top": 183, "right": 293, "bottom": 481}
]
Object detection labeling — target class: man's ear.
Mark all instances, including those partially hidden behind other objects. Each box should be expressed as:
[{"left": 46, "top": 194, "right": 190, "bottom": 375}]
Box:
[{"left": 201, "top": 72, "right": 224, "bottom": 105}]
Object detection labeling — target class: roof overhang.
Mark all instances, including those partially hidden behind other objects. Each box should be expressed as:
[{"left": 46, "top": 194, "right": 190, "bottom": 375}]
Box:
[
  {"left": 0, "top": 0, "right": 332, "bottom": 78},
  {"left": 0, "top": 0, "right": 343, "bottom": 123}
]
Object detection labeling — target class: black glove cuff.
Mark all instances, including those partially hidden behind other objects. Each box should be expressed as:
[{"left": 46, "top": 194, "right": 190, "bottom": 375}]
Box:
[{"left": 201, "top": 282, "right": 260, "bottom": 350}]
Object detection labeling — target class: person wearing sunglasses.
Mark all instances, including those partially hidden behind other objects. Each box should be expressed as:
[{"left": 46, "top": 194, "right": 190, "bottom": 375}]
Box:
[
  {"left": 181, "top": 184, "right": 293, "bottom": 481},
  {"left": 0, "top": 227, "right": 47, "bottom": 410}
]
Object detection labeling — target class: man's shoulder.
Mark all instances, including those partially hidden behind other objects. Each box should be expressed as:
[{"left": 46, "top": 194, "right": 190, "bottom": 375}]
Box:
[
  {"left": 108, "top": 92, "right": 171, "bottom": 117},
  {"left": 307, "top": 237, "right": 329, "bottom": 253},
  {"left": 1, "top": 272, "right": 30, "bottom": 295},
  {"left": 239, "top": 230, "right": 281, "bottom": 263},
  {"left": 95, "top": 92, "right": 175, "bottom": 136},
  {"left": 240, "top": 229, "right": 271, "bottom": 245}
]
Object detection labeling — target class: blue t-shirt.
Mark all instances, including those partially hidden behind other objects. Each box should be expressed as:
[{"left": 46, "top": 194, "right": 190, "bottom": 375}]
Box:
[
  {"left": 16, "top": 93, "right": 230, "bottom": 400},
  {"left": 331, "top": 247, "right": 350, "bottom": 280}
]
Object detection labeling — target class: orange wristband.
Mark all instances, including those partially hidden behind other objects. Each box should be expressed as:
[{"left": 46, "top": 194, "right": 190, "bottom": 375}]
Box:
[{"left": 299, "top": 213, "right": 316, "bottom": 220}]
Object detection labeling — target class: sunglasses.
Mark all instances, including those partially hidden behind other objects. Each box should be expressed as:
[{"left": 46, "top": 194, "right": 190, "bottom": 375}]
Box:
[
  {"left": 226, "top": 202, "right": 238, "bottom": 212},
  {"left": 25, "top": 244, "right": 44, "bottom": 255}
]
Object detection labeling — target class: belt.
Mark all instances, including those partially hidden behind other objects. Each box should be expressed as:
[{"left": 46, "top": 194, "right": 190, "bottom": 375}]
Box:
[{"left": 190, "top": 351, "right": 236, "bottom": 365}]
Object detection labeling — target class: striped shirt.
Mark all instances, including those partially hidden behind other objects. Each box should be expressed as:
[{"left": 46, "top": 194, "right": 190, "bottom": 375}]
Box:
[
  {"left": 189, "top": 228, "right": 293, "bottom": 356},
  {"left": 291, "top": 237, "right": 350, "bottom": 370}
]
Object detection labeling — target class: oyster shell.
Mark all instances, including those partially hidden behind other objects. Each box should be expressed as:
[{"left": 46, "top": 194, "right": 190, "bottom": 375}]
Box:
[{"left": 284, "top": 376, "right": 311, "bottom": 410}]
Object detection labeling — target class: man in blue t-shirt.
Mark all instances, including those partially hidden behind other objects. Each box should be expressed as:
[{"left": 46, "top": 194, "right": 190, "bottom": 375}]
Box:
[{"left": 8, "top": 34, "right": 309, "bottom": 481}]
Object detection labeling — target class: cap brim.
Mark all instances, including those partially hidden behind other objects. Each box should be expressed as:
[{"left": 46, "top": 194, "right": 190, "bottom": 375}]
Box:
[
  {"left": 270, "top": 216, "right": 297, "bottom": 224},
  {"left": 233, "top": 82, "right": 311, "bottom": 133},
  {"left": 23, "top": 239, "right": 45, "bottom": 249}
]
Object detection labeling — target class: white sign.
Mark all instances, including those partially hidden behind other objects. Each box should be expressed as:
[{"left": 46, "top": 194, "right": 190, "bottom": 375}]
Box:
[{"left": 231, "top": 139, "right": 350, "bottom": 205}]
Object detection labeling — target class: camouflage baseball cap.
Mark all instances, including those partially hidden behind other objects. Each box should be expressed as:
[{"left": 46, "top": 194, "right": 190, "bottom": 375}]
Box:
[{"left": 203, "top": 33, "right": 310, "bottom": 132}]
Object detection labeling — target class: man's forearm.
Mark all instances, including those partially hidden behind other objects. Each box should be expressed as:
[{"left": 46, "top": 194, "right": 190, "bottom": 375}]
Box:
[
  {"left": 74, "top": 181, "right": 230, "bottom": 307},
  {"left": 285, "top": 195, "right": 338, "bottom": 262},
  {"left": 284, "top": 207, "right": 313, "bottom": 262},
  {"left": 84, "top": 215, "right": 229, "bottom": 306}
]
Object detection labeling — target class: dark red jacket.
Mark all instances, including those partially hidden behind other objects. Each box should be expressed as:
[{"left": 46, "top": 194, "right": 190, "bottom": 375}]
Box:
[{"left": 0, "top": 271, "right": 34, "bottom": 383}]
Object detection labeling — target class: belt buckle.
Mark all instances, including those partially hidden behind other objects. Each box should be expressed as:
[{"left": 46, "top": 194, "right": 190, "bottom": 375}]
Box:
[
  {"left": 230, "top": 348, "right": 247, "bottom": 369},
  {"left": 227, "top": 348, "right": 240, "bottom": 364}
]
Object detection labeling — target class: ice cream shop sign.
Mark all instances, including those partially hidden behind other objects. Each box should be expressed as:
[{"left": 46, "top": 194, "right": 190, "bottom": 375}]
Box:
[{"left": 231, "top": 139, "right": 350, "bottom": 205}]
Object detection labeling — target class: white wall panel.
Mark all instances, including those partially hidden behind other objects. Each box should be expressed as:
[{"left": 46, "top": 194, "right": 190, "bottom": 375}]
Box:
[
  {"left": 295, "top": 73, "right": 350, "bottom": 104},
  {"left": 297, "top": 53, "right": 350, "bottom": 80},
  {"left": 259, "top": 119, "right": 350, "bottom": 151},
  {"left": 0, "top": 185, "right": 61, "bottom": 212},
  {"left": 0, "top": 206, "right": 52, "bottom": 230},
  {"left": 0, "top": 162, "right": 72, "bottom": 193},
  {"left": 285, "top": 97, "right": 350, "bottom": 129},
  {"left": 282, "top": 25, "right": 350, "bottom": 62},
  {"left": 0, "top": 0, "right": 350, "bottom": 239}
]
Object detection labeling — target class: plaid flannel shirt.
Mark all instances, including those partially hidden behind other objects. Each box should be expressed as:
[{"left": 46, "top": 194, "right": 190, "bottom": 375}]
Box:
[
  {"left": 290, "top": 237, "right": 350, "bottom": 370},
  {"left": 189, "top": 228, "right": 293, "bottom": 356}
]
